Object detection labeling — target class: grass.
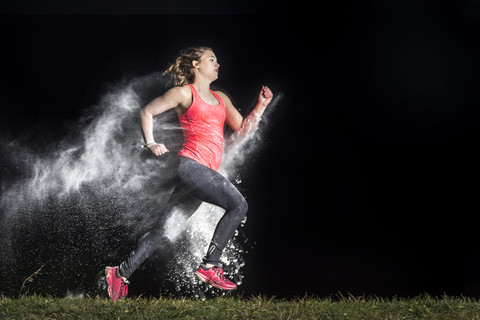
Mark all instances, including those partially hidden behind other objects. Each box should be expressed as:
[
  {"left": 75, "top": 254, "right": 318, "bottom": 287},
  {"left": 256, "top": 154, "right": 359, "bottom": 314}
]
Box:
[{"left": 1, "top": 294, "right": 480, "bottom": 319}]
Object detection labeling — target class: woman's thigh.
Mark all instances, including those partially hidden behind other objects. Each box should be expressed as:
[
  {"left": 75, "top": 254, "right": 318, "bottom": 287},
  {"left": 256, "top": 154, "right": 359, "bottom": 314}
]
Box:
[{"left": 177, "top": 156, "right": 245, "bottom": 211}]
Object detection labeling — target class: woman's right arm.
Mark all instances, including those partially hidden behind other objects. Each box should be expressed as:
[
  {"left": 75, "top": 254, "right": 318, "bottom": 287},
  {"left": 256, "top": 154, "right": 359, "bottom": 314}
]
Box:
[{"left": 140, "top": 86, "right": 190, "bottom": 156}]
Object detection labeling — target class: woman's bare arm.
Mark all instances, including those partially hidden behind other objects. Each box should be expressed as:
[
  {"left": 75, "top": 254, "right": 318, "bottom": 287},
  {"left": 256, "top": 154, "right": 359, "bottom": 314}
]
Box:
[
  {"left": 219, "top": 86, "right": 273, "bottom": 135},
  {"left": 140, "top": 86, "right": 191, "bottom": 156}
]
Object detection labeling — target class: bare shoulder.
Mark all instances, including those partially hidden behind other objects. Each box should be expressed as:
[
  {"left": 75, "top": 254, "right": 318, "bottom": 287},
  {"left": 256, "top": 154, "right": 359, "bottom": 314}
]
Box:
[
  {"left": 166, "top": 85, "right": 191, "bottom": 99},
  {"left": 213, "top": 90, "right": 233, "bottom": 106},
  {"left": 164, "top": 85, "right": 192, "bottom": 107}
]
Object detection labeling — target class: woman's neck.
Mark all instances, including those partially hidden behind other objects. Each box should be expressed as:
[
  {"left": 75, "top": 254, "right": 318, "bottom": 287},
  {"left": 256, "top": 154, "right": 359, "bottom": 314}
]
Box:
[{"left": 192, "top": 78, "right": 212, "bottom": 95}]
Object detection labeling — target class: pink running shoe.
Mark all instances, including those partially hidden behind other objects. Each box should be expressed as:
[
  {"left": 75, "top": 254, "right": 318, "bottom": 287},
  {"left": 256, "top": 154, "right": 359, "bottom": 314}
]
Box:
[
  {"left": 195, "top": 264, "right": 237, "bottom": 291},
  {"left": 105, "top": 266, "right": 129, "bottom": 301}
]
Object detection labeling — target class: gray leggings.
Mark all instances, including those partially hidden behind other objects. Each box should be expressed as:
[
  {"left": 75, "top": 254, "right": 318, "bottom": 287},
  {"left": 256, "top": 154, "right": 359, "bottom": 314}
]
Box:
[{"left": 119, "top": 156, "right": 248, "bottom": 279}]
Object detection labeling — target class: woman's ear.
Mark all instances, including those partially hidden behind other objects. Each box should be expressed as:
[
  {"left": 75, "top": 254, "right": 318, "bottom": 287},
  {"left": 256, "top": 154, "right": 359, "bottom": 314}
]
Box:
[{"left": 192, "top": 60, "right": 199, "bottom": 69}]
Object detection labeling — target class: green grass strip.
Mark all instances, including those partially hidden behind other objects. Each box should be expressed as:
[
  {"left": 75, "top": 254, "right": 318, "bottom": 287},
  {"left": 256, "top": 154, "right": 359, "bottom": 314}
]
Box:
[{"left": 1, "top": 294, "right": 480, "bottom": 319}]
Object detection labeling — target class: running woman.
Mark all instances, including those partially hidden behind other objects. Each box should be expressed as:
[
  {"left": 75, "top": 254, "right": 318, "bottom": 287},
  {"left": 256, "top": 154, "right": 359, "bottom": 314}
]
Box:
[{"left": 105, "top": 46, "right": 273, "bottom": 301}]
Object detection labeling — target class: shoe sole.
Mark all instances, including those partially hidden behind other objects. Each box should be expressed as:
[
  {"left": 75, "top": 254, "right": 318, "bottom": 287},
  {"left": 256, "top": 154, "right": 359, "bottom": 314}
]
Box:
[
  {"left": 194, "top": 271, "right": 209, "bottom": 283},
  {"left": 194, "top": 271, "right": 237, "bottom": 291}
]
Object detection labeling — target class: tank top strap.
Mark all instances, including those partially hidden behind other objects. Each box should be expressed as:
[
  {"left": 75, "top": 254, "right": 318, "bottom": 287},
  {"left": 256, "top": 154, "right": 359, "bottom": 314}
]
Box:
[
  {"left": 188, "top": 83, "right": 200, "bottom": 101},
  {"left": 188, "top": 83, "right": 223, "bottom": 106},
  {"left": 209, "top": 89, "right": 223, "bottom": 105}
]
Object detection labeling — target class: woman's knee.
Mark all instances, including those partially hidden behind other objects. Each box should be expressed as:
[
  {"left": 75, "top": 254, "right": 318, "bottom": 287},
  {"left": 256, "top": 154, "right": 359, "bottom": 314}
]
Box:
[
  {"left": 241, "top": 197, "right": 248, "bottom": 214},
  {"left": 235, "top": 196, "right": 248, "bottom": 219}
]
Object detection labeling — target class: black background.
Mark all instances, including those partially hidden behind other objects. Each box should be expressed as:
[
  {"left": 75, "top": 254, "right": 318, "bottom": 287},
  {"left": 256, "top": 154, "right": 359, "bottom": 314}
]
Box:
[{"left": 1, "top": 1, "right": 480, "bottom": 298}]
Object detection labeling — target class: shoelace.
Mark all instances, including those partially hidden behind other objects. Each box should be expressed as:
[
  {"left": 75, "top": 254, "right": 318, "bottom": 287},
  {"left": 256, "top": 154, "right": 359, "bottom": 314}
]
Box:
[
  {"left": 213, "top": 267, "right": 225, "bottom": 281},
  {"left": 119, "top": 278, "right": 129, "bottom": 297}
]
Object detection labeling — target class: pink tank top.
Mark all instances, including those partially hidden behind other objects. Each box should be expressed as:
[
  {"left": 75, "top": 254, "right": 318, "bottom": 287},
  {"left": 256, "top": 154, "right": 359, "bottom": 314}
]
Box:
[{"left": 178, "top": 84, "right": 226, "bottom": 171}]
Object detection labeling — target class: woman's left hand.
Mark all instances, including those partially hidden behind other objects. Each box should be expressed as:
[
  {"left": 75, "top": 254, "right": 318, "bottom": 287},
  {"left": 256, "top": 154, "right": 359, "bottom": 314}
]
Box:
[{"left": 258, "top": 85, "right": 274, "bottom": 108}]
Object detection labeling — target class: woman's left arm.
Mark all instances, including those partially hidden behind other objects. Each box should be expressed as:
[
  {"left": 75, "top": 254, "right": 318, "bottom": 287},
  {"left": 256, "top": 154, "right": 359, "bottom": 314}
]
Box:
[{"left": 219, "top": 86, "right": 274, "bottom": 134}]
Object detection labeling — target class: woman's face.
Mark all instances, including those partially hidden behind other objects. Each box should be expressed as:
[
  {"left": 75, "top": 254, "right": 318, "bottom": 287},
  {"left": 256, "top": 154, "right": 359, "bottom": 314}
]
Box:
[{"left": 194, "top": 50, "right": 220, "bottom": 82}]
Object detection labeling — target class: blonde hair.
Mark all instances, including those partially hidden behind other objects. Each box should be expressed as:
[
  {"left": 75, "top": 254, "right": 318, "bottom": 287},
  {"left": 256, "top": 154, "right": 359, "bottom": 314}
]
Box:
[{"left": 163, "top": 46, "right": 213, "bottom": 86}]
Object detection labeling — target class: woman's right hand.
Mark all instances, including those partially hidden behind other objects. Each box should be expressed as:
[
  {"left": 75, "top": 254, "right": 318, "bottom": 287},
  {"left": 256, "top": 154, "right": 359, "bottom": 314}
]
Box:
[{"left": 148, "top": 143, "right": 169, "bottom": 156}]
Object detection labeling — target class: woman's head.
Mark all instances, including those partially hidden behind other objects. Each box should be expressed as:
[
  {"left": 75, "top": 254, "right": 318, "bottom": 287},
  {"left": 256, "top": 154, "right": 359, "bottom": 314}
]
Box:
[{"left": 164, "top": 46, "right": 219, "bottom": 86}]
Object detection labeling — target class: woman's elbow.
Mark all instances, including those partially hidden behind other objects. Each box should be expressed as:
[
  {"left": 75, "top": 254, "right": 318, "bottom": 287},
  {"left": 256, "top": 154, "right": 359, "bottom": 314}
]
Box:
[{"left": 140, "top": 107, "right": 151, "bottom": 118}]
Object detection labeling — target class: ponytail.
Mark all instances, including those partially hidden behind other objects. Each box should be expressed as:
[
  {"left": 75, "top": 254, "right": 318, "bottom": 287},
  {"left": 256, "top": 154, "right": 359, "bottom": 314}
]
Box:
[{"left": 163, "top": 46, "right": 213, "bottom": 86}]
